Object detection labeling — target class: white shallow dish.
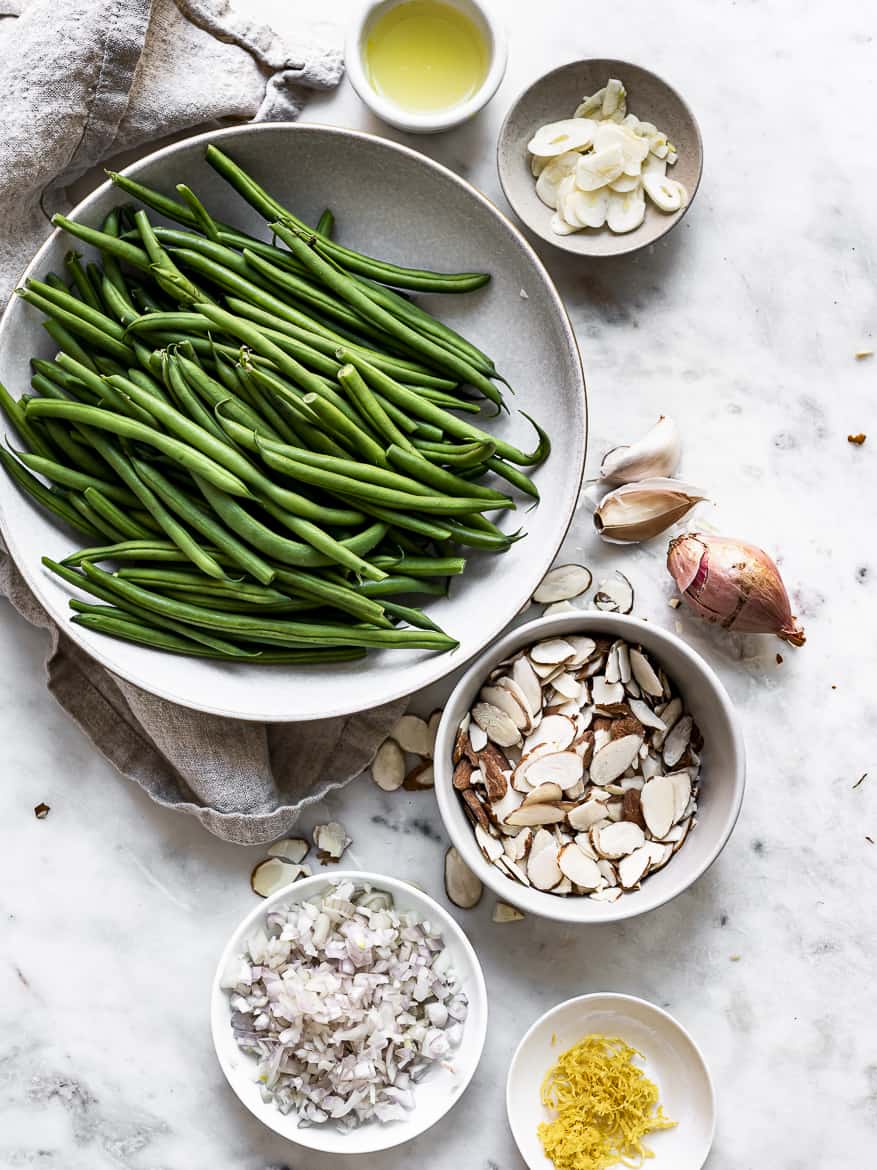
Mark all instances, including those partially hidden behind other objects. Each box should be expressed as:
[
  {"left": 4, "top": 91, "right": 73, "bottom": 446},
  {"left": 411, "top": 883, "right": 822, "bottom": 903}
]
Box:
[
  {"left": 0, "top": 123, "right": 586, "bottom": 721},
  {"left": 210, "top": 870, "right": 488, "bottom": 1154},
  {"left": 507, "top": 993, "right": 715, "bottom": 1170},
  {"left": 434, "top": 612, "right": 745, "bottom": 923}
]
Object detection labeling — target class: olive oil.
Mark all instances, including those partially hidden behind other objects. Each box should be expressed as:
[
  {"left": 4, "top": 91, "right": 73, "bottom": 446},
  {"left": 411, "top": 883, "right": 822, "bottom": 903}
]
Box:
[{"left": 365, "top": 1, "right": 489, "bottom": 114}]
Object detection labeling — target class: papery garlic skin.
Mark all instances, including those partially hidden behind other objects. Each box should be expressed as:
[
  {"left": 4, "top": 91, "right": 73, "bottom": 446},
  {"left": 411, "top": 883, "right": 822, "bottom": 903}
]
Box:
[
  {"left": 595, "top": 478, "right": 707, "bottom": 543},
  {"left": 667, "top": 533, "right": 806, "bottom": 646},
  {"left": 600, "top": 416, "right": 681, "bottom": 485}
]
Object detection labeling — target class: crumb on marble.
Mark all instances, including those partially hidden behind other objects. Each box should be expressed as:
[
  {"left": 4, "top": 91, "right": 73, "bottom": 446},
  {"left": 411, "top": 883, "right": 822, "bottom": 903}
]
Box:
[
  {"left": 668, "top": 597, "right": 681, "bottom": 609},
  {"left": 848, "top": 433, "right": 867, "bottom": 445},
  {"left": 33, "top": 802, "right": 50, "bottom": 819},
  {"left": 852, "top": 773, "right": 869, "bottom": 790},
  {"left": 866, "top": 836, "right": 874, "bottom": 845},
  {"left": 776, "top": 653, "right": 783, "bottom": 665},
  {"left": 730, "top": 954, "right": 742, "bottom": 962},
  {"left": 855, "top": 349, "right": 873, "bottom": 359}
]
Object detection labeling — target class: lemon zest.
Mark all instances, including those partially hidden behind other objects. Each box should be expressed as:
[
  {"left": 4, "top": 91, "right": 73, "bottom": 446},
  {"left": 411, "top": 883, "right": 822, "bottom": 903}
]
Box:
[{"left": 537, "top": 1033, "right": 676, "bottom": 1170}]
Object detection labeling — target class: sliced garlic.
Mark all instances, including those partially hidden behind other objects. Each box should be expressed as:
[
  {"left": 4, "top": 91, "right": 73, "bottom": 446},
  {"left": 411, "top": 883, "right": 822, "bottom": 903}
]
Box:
[
  {"left": 643, "top": 171, "right": 683, "bottom": 213},
  {"left": 535, "top": 150, "right": 581, "bottom": 209},
  {"left": 528, "top": 118, "right": 597, "bottom": 157},
  {"left": 575, "top": 144, "right": 625, "bottom": 190},
  {"left": 607, "top": 187, "right": 646, "bottom": 234},
  {"left": 566, "top": 186, "right": 611, "bottom": 229}
]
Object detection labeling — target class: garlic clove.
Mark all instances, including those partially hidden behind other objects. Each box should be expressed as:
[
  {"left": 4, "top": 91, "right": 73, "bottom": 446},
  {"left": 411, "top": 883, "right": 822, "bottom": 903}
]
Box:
[
  {"left": 600, "top": 415, "right": 682, "bottom": 485},
  {"left": 595, "top": 479, "right": 708, "bottom": 543},
  {"left": 667, "top": 533, "right": 806, "bottom": 646}
]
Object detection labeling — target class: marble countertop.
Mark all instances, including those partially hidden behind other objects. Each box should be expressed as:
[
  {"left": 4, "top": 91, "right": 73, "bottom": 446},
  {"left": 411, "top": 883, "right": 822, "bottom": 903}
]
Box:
[{"left": 2, "top": 0, "right": 875, "bottom": 1166}]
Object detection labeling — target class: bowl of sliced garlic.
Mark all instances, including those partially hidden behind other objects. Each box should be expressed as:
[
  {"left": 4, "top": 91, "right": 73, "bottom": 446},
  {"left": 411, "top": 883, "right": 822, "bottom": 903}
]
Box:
[{"left": 497, "top": 60, "right": 703, "bottom": 256}]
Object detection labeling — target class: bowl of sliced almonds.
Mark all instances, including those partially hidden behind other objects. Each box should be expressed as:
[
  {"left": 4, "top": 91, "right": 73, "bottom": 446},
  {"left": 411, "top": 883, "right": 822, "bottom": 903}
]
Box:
[{"left": 434, "top": 612, "right": 744, "bottom": 922}]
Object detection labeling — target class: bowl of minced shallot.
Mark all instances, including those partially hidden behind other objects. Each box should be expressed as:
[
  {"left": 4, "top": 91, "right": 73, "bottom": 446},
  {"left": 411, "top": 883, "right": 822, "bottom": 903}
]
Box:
[{"left": 211, "top": 871, "right": 488, "bottom": 1154}]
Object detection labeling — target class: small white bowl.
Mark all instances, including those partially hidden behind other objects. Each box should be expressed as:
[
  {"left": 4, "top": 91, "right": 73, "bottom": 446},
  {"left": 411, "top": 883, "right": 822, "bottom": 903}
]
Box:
[
  {"left": 345, "top": 0, "right": 508, "bottom": 133},
  {"left": 507, "top": 993, "right": 716, "bottom": 1170},
  {"left": 210, "top": 870, "right": 488, "bottom": 1154},
  {"left": 434, "top": 612, "right": 745, "bottom": 924}
]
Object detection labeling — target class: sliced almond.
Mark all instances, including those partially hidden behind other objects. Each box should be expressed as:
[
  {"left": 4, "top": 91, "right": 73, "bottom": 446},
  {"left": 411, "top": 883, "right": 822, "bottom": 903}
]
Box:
[
  {"left": 478, "top": 744, "right": 510, "bottom": 802},
  {"left": 453, "top": 758, "right": 473, "bottom": 790},
  {"left": 496, "top": 675, "right": 537, "bottom": 726},
  {"left": 493, "top": 900, "right": 525, "bottom": 922},
  {"left": 512, "top": 655, "right": 543, "bottom": 714},
  {"left": 618, "top": 845, "right": 652, "bottom": 889},
  {"left": 590, "top": 886, "right": 622, "bottom": 902},
  {"left": 492, "top": 784, "right": 524, "bottom": 824},
  {"left": 551, "top": 671, "right": 583, "bottom": 701},
  {"left": 597, "top": 857, "right": 618, "bottom": 886},
  {"left": 566, "top": 636, "right": 597, "bottom": 667},
  {"left": 313, "top": 822, "right": 351, "bottom": 861},
  {"left": 266, "top": 837, "right": 309, "bottom": 864},
  {"left": 475, "top": 823, "right": 504, "bottom": 863},
  {"left": 668, "top": 771, "right": 692, "bottom": 823},
  {"left": 591, "top": 676, "right": 625, "bottom": 707},
  {"left": 590, "top": 734, "right": 643, "bottom": 785},
  {"left": 628, "top": 697, "right": 666, "bottom": 730},
  {"left": 652, "top": 697, "right": 682, "bottom": 747},
  {"left": 504, "top": 826, "right": 533, "bottom": 862},
  {"left": 529, "top": 637, "right": 576, "bottom": 665},
  {"left": 528, "top": 844, "right": 563, "bottom": 889},
  {"left": 453, "top": 726, "right": 477, "bottom": 765},
  {"left": 521, "top": 781, "right": 564, "bottom": 806},
  {"left": 403, "top": 761, "right": 435, "bottom": 790},
  {"left": 574, "top": 832, "right": 600, "bottom": 860},
  {"left": 567, "top": 799, "right": 609, "bottom": 832},
  {"left": 629, "top": 648, "right": 663, "bottom": 696},
  {"left": 592, "top": 820, "right": 646, "bottom": 859},
  {"left": 390, "top": 714, "right": 432, "bottom": 756},
  {"left": 641, "top": 775, "right": 676, "bottom": 839},
  {"left": 468, "top": 721, "right": 488, "bottom": 752},
  {"left": 505, "top": 803, "right": 566, "bottom": 827},
  {"left": 523, "top": 714, "right": 576, "bottom": 753},
  {"left": 593, "top": 571, "right": 634, "bottom": 613},
  {"left": 520, "top": 750, "right": 584, "bottom": 792},
  {"left": 471, "top": 702, "right": 520, "bottom": 748},
  {"left": 426, "top": 709, "right": 442, "bottom": 757},
  {"left": 558, "top": 843, "right": 602, "bottom": 889},
  {"left": 622, "top": 787, "right": 647, "bottom": 829},
  {"left": 444, "top": 847, "right": 483, "bottom": 909},
  {"left": 532, "top": 564, "right": 593, "bottom": 603},
  {"left": 479, "top": 684, "right": 530, "bottom": 730},
  {"left": 644, "top": 840, "right": 673, "bottom": 871},
  {"left": 530, "top": 827, "right": 556, "bottom": 857},
  {"left": 462, "top": 789, "right": 491, "bottom": 832},
  {"left": 663, "top": 715, "right": 693, "bottom": 768},
  {"left": 251, "top": 857, "right": 309, "bottom": 898},
  {"left": 371, "top": 738, "right": 406, "bottom": 791}
]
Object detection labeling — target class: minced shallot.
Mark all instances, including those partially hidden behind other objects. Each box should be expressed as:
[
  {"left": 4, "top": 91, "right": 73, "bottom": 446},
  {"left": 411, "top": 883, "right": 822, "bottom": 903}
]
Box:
[{"left": 221, "top": 880, "right": 467, "bottom": 1129}]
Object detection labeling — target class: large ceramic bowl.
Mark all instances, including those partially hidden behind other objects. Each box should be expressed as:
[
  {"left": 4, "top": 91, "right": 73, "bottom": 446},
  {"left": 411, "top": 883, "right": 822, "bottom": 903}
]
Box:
[
  {"left": 0, "top": 123, "right": 586, "bottom": 720},
  {"left": 210, "top": 871, "right": 488, "bottom": 1154},
  {"left": 434, "top": 612, "right": 745, "bottom": 923}
]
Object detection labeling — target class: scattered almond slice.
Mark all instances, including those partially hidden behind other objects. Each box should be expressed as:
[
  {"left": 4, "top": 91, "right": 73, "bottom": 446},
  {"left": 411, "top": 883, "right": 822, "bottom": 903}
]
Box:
[
  {"left": 313, "top": 822, "right": 351, "bottom": 862},
  {"left": 266, "top": 837, "right": 309, "bottom": 864},
  {"left": 390, "top": 714, "right": 432, "bottom": 756},
  {"left": 426, "top": 709, "right": 442, "bottom": 757},
  {"left": 371, "top": 738, "right": 405, "bottom": 791},
  {"left": 444, "top": 847, "right": 483, "bottom": 909},
  {"left": 251, "top": 857, "right": 309, "bottom": 898},
  {"left": 403, "top": 761, "right": 435, "bottom": 790},
  {"left": 593, "top": 572, "right": 634, "bottom": 613},
  {"left": 492, "top": 901, "right": 525, "bottom": 923},
  {"left": 533, "top": 563, "right": 593, "bottom": 603}
]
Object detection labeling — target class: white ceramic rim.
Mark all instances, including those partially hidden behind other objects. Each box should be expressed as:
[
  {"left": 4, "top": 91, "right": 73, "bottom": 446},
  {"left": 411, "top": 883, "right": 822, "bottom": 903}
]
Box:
[
  {"left": 0, "top": 121, "right": 586, "bottom": 721},
  {"left": 345, "top": 0, "right": 508, "bottom": 132},
  {"left": 210, "top": 869, "right": 489, "bottom": 1153},
  {"left": 505, "top": 992, "right": 717, "bottom": 1168},
  {"left": 496, "top": 57, "right": 704, "bottom": 257},
  {"left": 434, "top": 611, "right": 746, "bottom": 924}
]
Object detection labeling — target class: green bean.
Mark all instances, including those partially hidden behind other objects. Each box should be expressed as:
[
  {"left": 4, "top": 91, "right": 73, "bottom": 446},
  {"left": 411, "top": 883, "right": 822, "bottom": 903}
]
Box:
[
  {"left": 42, "top": 319, "right": 101, "bottom": 373},
  {"left": 67, "top": 492, "right": 126, "bottom": 541},
  {"left": 0, "top": 449, "right": 99, "bottom": 535},
  {"left": 443, "top": 518, "right": 518, "bottom": 550},
  {"left": 116, "top": 567, "right": 291, "bottom": 604},
  {"left": 25, "top": 278, "right": 130, "bottom": 343},
  {"left": 385, "top": 443, "right": 510, "bottom": 503},
  {"left": 83, "top": 487, "right": 151, "bottom": 539},
  {"left": 339, "top": 349, "right": 549, "bottom": 466},
  {"left": 100, "top": 275, "right": 140, "bottom": 327},
  {"left": 62, "top": 539, "right": 210, "bottom": 566},
  {"left": 370, "top": 555, "right": 466, "bottom": 577},
  {"left": 16, "top": 286, "right": 136, "bottom": 364},
  {"left": 412, "top": 438, "right": 496, "bottom": 468},
  {"left": 52, "top": 352, "right": 156, "bottom": 425},
  {"left": 271, "top": 223, "right": 505, "bottom": 409},
  {"left": 44, "top": 273, "right": 70, "bottom": 294},
  {"left": 52, "top": 214, "right": 152, "bottom": 271},
  {"left": 316, "top": 209, "right": 334, "bottom": 237},
  {"left": 176, "top": 184, "right": 220, "bottom": 242},
  {"left": 131, "top": 458, "right": 277, "bottom": 585},
  {"left": 378, "top": 600, "right": 444, "bottom": 632},
  {"left": 194, "top": 475, "right": 385, "bottom": 581},
  {"left": 175, "top": 352, "right": 283, "bottom": 442},
  {"left": 236, "top": 368, "right": 307, "bottom": 446},
  {"left": 0, "top": 379, "right": 57, "bottom": 460},
  {"left": 334, "top": 500, "right": 452, "bottom": 541},
  {"left": 299, "top": 392, "right": 388, "bottom": 467},
  {"left": 23, "top": 400, "right": 252, "bottom": 498},
  {"left": 356, "top": 575, "right": 448, "bottom": 598},
  {"left": 223, "top": 297, "right": 458, "bottom": 391},
  {"left": 134, "top": 210, "right": 213, "bottom": 305},
  {"left": 240, "top": 367, "right": 349, "bottom": 457},
  {"left": 161, "top": 352, "right": 228, "bottom": 442},
  {"left": 33, "top": 414, "right": 112, "bottom": 479},
  {"left": 64, "top": 252, "right": 103, "bottom": 312},
  {"left": 14, "top": 452, "right": 135, "bottom": 505},
  {"left": 336, "top": 363, "right": 416, "bottom": 454},
  {"left": 205, "top": 146, "right": 489, "bottom": 294},
  {"left": 484, "top": 456, "right": 540, "bottom": 500},
  {"left": 44, "top": 558, "right": 258, "bottom": 655},
  {"left": 71, "top": 607, "right": 367, "bottom": 663},
  {"left": 76, "top": 559, "right": 456, "bottom": 649}
]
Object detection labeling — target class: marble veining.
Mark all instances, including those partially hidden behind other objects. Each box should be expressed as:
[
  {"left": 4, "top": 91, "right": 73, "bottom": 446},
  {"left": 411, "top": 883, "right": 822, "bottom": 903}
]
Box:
[{"left": 2, "top": 0, "right": 876, "bottom": 1166}]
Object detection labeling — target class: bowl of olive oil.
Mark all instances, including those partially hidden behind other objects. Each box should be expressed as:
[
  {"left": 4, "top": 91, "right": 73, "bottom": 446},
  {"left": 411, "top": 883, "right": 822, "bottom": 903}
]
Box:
[{"left": 346, "top": 0, "right": 507, "bottom": 133}]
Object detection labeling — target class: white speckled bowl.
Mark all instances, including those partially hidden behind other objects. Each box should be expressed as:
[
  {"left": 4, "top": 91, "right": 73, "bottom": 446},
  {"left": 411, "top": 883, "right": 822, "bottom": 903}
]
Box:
[
  {"left": 507, "top": 993, "right": 716, "bottom": 1170},
  {"left": 434, "top": 612, "right": 745, "bottom": 923},
  {"left": 0, "top": 122, "right": 586, "bottom": 721},
  {"left": 498, "top": 59, "right": 703, "bottom": 256},
  {"left": 211, "top": 870, "right": 488, "bottom": 1154}
]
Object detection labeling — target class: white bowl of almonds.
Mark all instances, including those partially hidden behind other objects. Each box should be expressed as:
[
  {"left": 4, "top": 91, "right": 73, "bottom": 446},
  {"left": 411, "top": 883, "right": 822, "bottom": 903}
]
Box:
[{"left": 434, "top": 613, "right": 744, "bottom": 923}]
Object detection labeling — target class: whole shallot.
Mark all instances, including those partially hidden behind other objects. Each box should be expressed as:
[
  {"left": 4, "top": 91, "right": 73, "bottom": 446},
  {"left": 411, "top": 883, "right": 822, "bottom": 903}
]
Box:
[{"left": 667, "top": 533, "right": 806, "bottom": 646}]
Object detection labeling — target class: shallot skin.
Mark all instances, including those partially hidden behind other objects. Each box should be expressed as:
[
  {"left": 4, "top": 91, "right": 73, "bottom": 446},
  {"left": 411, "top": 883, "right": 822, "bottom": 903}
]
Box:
[{"left": 667, "top": 533, "right": 806, "bottom": 646}]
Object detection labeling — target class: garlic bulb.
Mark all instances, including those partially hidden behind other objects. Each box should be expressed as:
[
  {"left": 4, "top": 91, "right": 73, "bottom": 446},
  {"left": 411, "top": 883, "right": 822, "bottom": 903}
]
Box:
[
  {"left": 667, "top": 533, "right": 806, "bottom": 646},
  {"left": 600, "top": 416, "right": 681, "bottom": 484},
  {"left": 594, "top": 479, "right": 707, "bottom": 543}
]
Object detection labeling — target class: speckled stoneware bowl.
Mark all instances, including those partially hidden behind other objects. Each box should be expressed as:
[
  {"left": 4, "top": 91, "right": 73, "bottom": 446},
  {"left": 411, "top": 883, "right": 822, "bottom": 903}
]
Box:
[
  {"left": 497, "top": 59, "right": 703, "bottom": 257},
  {"left": 0, "top": 123, "right": 586, "bottom": 721}
]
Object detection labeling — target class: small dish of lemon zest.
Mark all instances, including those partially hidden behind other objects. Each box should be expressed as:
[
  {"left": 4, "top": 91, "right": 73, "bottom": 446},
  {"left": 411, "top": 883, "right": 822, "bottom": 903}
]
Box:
[{"left": 537, "top": 1033, "right": 676, "bottom": 1170}]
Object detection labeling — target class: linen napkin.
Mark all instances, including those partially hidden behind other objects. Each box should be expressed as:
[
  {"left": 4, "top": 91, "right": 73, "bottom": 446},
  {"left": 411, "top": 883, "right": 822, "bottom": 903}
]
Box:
[{"left": 0, "top": 0, "right": 407, "bottom": 844}]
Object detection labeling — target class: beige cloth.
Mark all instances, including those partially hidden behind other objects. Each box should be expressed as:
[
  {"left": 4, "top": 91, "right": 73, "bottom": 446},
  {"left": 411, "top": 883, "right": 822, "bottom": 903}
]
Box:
[{"left": 0, "top": 0, "right": 406, "bottom": 844}]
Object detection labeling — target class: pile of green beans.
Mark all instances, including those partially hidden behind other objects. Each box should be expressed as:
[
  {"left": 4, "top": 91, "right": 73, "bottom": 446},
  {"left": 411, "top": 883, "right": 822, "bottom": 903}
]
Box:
[{"left": 0, "top": 148, "right": 550, "bottom": 665}]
